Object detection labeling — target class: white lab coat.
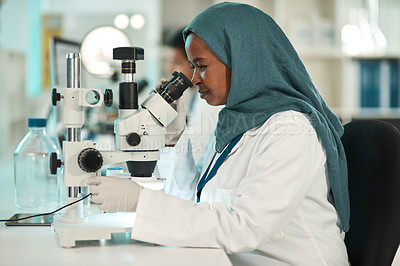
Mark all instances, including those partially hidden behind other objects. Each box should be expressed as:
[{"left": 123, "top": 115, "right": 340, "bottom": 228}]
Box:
[
  {"left": 184, "top": 93, "right": 223, "bottom": 162},
  {"left": 132, "top": 110, "right": 349, "bottom": 266}
]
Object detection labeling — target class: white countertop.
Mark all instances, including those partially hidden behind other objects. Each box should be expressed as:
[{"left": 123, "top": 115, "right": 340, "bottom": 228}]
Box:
[
  {"left": 0, "top": 155, "right": 232, "bottom": 266},
  {"left": 0, "top": 226, "right": 231, "bottom": 266},
  {"left": 1, "top": 153, "right": 399, "bottom": 266}
]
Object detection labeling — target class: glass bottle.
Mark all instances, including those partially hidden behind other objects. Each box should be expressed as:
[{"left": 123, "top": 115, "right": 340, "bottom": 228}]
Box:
[{"left": 14, "top": 118, "right": 61, "bottom": 212}]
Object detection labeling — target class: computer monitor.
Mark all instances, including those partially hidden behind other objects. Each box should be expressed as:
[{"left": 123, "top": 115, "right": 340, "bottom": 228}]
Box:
[{"left": 50, "top": 37, "right": 81, "bottom": 88}]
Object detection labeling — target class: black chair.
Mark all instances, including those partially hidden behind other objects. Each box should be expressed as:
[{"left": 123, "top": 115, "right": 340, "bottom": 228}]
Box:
[{"left": 341, "top": 120, "right": 400, "bottom": 266}]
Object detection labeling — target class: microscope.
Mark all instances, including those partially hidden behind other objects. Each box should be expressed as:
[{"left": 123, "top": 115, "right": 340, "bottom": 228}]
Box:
[{"left": 50, "top": 47, "right": 192, "bottom": 248}]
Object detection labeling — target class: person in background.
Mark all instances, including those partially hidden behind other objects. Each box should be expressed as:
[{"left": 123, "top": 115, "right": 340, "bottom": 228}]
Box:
[
  {"left": 165, "top": 27, "right": 194, "bottom": 85},
  {"left": 88, "top": 2, "right": 350, "bottom": 265}
]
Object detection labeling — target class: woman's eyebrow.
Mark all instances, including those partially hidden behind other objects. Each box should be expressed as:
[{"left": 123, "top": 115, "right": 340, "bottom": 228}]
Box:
[
  {"left": 193, "top": 57, "right": 204, "bottom": 64},
  {"left": 188, "top": 57, "right": 205, "bottom": 66}
]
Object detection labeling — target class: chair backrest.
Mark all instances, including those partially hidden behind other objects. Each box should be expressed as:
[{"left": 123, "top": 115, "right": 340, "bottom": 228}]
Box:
[{"left": 341, "top": 120, "right": 400, "bottom": 266}]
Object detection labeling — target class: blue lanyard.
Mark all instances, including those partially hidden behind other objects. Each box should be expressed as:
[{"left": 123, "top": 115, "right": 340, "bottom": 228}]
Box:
[{"left": 196, "top": 133, "right": 244, "bottom": 202}]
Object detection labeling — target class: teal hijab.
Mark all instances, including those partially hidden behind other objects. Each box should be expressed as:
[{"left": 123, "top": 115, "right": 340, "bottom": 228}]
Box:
[{"left": 183, "top": 2, "right": 349, "bottom": 231}]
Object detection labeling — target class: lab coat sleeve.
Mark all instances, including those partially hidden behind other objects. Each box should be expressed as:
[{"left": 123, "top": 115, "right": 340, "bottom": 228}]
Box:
[
  {"left": 132, "top": 116, "right": 325, "bottom": 253},
  {"left": 162, "top": 128, "right": 216, "bottom": 201},
  {"left": 162, "top": 135, "right": 199, "bottom": 201}
]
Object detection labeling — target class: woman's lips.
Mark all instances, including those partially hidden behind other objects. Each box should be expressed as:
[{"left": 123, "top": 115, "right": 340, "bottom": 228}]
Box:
[{"left": 198, "top": 89, "right": 209, "bottom": 99}]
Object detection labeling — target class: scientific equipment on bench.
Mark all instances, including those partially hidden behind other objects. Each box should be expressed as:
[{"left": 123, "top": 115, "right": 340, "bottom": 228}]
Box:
[{"left": 50, "top": 47, "right": 192, "bottom": 247}]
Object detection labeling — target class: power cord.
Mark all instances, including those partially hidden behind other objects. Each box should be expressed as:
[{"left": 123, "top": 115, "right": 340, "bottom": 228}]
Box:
[{"left": 0, "top": 193, "right": 92, "bottom": 222}]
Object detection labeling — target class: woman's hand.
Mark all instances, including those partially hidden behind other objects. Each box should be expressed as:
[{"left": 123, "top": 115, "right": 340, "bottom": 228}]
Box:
[
  {"left": 87, "top": 176, "right": 143, "bottom": 212},
  {"left": 154, "top": 77, "right": 168, "bottom": 92}
]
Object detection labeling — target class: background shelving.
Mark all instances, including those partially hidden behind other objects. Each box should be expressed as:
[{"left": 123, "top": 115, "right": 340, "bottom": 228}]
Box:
[{"left": 244, "top": 0, "right": 400, "bottom": 120}]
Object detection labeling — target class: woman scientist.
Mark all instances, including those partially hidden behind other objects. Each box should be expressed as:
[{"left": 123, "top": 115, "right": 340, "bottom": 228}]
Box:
[{"left": 88, "top": 2, "right": 350, "bottom": 265}]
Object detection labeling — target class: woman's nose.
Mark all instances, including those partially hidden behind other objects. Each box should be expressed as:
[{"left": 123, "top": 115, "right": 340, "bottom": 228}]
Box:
[{"left": 191, "top": 68, "right": 201, "bottom": 85}]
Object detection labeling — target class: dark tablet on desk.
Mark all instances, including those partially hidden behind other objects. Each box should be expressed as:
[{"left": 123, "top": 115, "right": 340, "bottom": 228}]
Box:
[{"left": 5, "top": 213, "right": 53, "bottom": 226}]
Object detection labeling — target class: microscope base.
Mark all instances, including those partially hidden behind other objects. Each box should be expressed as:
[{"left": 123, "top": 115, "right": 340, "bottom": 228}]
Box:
[{"left": 52, "top": 212, "right": 136, "bottom": 248}]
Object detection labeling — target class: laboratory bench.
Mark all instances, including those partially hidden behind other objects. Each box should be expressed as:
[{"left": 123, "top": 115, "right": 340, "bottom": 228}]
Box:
[
  {"left": 2, "top": 152, "right": 400, "bottom": 266},
  {"left": 0, "top": 155, "right": 232, "bottom": 266}
]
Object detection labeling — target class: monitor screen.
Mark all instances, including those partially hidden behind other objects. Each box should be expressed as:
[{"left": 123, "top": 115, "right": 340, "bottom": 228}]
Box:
[{"left": 50, "top": 37, "right": 81, "bottom": 88}]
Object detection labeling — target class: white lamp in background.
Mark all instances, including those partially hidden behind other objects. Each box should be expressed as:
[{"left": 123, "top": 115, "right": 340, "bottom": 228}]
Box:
[
  {"left": 114, "top": 14, "right": 129, "bottom": 30},
  {"left": 81, "top": 26, "right": 131, "bottom": 78},
  {"left": 130, "top": 14, "right": 145, "bottom": 30}
]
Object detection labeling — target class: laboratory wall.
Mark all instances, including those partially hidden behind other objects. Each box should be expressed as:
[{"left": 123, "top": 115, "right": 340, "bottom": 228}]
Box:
[{"left": 0, "top": 0, "right": 30, "bottom": 52}]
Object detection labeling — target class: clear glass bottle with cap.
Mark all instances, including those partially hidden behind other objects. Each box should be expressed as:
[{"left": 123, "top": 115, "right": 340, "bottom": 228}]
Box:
[{"left": 14, "top": 118, "right": 61, "bottom": 212}]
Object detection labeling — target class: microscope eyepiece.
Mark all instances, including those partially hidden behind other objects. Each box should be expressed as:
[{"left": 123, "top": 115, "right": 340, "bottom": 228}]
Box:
[{"left": 157, "top": 71, "right": 193, "bottom": 104}]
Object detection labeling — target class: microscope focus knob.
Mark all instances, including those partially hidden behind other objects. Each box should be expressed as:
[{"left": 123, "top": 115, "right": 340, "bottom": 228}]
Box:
[
  {"left": 104, "top": 89, "right": 113, "bottom": 107},
  {"left": 50, "top": 152, "right": 62, "bottom": 175},
  {"left": 77, "top": 148, "right": 103, "bottom": 173},
  {"left": 126, "top": 133, "right": 141, "bottom": 146},
  {"left": 52, "top": 88, "right": 61, "bottom": 106}
]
